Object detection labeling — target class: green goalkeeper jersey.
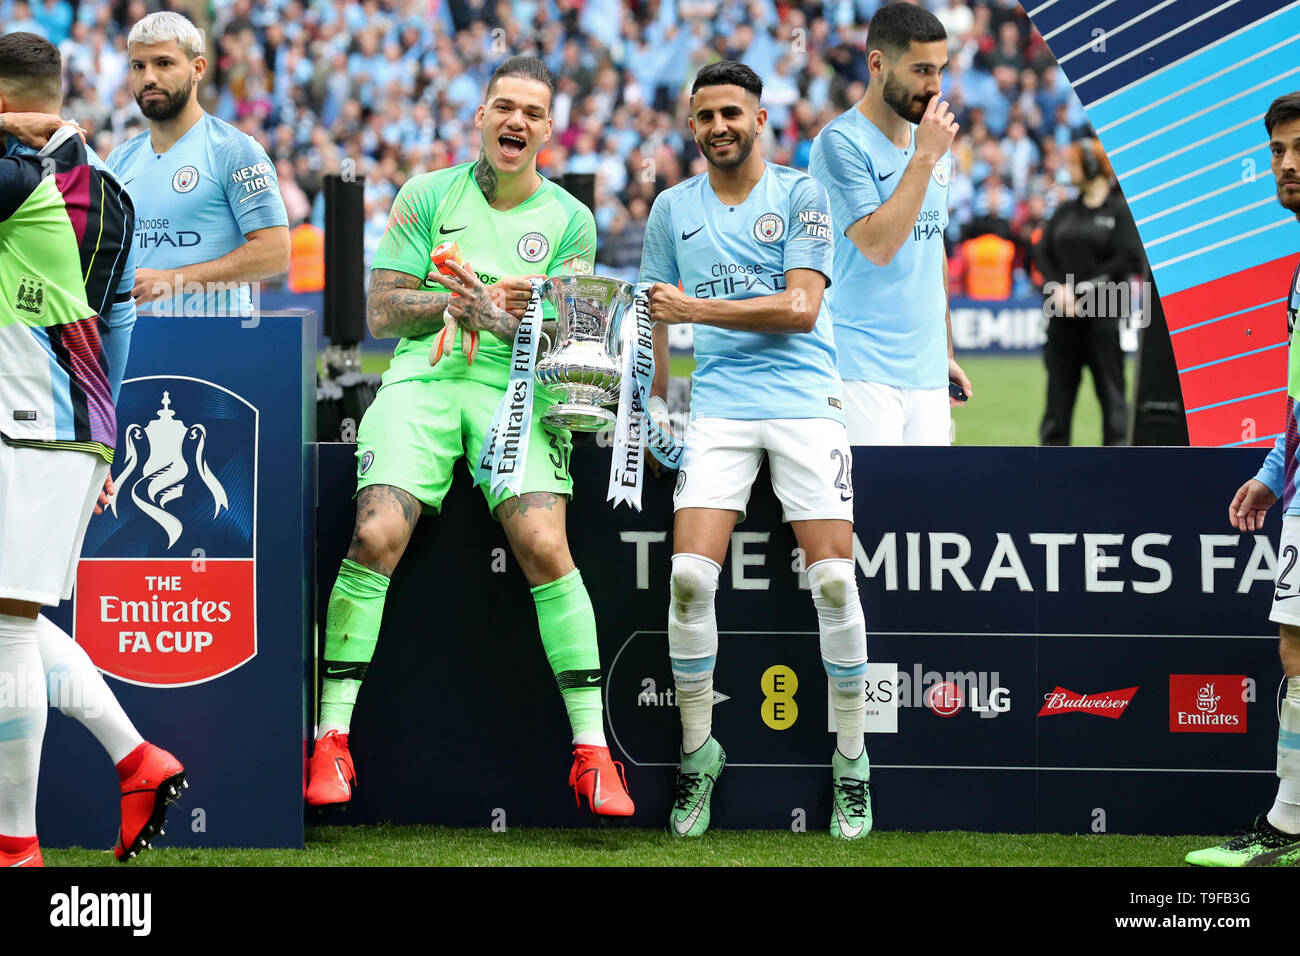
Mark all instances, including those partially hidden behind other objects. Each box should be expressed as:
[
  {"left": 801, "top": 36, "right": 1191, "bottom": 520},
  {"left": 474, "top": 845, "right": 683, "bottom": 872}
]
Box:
[{"left": 371, "top": 161, "right": 597, "bottom": 389}]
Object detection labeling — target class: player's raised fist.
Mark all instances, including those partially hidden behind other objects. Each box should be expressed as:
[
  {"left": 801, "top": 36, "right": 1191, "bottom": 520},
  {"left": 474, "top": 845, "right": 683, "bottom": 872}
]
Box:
[{"left": 915, "top": 97, "right": 958, "bottom": 162}]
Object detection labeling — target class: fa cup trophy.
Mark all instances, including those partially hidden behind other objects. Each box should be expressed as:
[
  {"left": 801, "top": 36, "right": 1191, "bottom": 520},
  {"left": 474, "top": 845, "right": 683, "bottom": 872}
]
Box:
[{"left": 533, "top": 275, "right": 635, "bottom": 431}]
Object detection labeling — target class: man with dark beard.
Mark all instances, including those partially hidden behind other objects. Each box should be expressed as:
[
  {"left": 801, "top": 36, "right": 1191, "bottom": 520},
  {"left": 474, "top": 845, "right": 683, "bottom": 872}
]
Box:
[
  {"left": 809, "top": 2, "right": 972, "bottom": 445},
  {"left": 1187, "top": 92, "right": 1300, "bottom": 867},
  {"left": 107, "top": 12, "right": 288, "bottom": 317}
]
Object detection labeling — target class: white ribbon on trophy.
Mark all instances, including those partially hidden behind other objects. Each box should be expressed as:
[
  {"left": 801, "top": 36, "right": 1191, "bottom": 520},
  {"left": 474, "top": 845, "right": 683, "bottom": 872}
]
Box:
[
  {"left": 606, "top": 283, "right": 684, "bottom": 512},
  {"left": 474, "top": 277, "right": 546, "bottom": 497}
]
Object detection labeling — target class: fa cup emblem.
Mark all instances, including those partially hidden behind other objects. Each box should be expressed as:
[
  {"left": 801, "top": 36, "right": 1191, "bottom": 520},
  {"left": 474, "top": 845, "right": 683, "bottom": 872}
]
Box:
[{"left": 104, "top": 391, "right": 230, "bottom": 548}]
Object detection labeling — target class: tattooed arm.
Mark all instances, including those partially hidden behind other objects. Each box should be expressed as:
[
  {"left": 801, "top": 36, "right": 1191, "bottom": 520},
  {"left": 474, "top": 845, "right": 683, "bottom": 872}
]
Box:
[{"left": 366, "top": 268, "right": 453, "bottom": 340}]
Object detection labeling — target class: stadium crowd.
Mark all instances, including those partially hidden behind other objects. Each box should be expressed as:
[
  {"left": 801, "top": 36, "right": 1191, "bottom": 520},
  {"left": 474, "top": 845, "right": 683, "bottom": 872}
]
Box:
[{"left": 0, "top": 0, "right": 1095, "bottom": 296}]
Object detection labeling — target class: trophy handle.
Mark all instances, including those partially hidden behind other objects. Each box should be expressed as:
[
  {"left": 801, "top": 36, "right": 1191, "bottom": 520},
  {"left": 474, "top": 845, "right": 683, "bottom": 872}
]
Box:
[{"left": 537, "top": 328, "right": 553, "bottom": 360}]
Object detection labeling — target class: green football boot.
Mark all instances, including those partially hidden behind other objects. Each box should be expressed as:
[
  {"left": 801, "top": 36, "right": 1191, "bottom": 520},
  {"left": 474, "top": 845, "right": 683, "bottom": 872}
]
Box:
[
  {"left": 1186, "top": 815, "right": 1300, "bottom": 866},
  {"left": 669, "top": 737, "right": 725, "bottom": 837},
  {"left": 830, "top": 748, "right": 873, "bottom": 840}
]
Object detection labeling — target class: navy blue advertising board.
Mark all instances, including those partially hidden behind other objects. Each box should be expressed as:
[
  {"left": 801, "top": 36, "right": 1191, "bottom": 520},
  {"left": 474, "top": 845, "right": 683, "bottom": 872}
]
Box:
[
  {"left": 41, "top": 313, "right": 314, "bottom": 850},
  {"left": 317, "top": 443, "right": 1280, "bottom": 835}
]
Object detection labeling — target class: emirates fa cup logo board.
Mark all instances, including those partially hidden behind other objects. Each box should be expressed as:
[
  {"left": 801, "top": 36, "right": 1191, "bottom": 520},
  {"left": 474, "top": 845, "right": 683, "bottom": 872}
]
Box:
[{"left": 75, "top": 376, "right": 258, "bottom": 687}]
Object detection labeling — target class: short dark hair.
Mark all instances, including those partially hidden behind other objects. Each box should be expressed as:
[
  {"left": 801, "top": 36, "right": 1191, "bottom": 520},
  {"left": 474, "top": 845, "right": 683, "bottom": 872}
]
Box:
[
  {"left": 1265, "top": 92, "right": 1300, "bottom": 136},
  {"left": 691, "top": 60, "right": 763, "bottom": 100},
  {"left": 485, "top": 56, "right": 555, "bottom": 108},
  {"left": 867, "top": 2, "right": 947, "bottom": 58},
  {"left": 0, "top": 32, "right": 62, "bottom": 104}
]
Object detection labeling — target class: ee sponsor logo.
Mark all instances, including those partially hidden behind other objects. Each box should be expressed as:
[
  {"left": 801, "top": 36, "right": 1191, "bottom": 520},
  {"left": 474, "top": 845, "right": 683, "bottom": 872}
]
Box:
[{"left": 761, "top": 664, "right": 798, "bottom": 730}]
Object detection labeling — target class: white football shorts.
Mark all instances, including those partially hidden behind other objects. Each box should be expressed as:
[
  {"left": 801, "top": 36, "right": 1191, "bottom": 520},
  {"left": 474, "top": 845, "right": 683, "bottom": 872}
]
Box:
[
  {"left": 1271, "top": 514, "right": 1300, "bottom": 627},
  {"left": 843, "top": 380, "right": 952, "bottom": 445},
  {"left": 0, "top": 441, "right": 108, "bottom": 605},
  {"left": 672, "top": 417, "right": 854, "bottom": 522}
]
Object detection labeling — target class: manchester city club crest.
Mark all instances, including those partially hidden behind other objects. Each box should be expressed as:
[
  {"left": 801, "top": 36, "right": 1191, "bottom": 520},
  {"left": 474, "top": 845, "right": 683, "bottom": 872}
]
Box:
[
  {"left": 172, "top": 165, "right": 199, "bottom": 192},
  {"left": 518, "top": 232, "right": 550, "bottom": 262},
  {"left": 932, "top": 159, "right": 950, "bottom": 187},
  {"left": 753, "top": 213, "right": 785, "bottom": 243},
  {"left": 13, "top": 274, "right": 45, "bottom": 318}
]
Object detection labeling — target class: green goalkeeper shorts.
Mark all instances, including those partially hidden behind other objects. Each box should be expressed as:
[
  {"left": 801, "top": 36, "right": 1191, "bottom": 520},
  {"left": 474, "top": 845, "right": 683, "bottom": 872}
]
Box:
[{"left": 353, "top": 377, "right": 573, "bottom": 515}]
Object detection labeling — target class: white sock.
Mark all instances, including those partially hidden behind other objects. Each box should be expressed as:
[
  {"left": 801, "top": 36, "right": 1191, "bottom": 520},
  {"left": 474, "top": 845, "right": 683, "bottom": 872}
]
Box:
[
  {"left": 36, "top": 615, "right": 143, "bottom": 764},
  {"left": 668, "top": 553, "right": 720, "bottom": 755},
  {"left": 1269, "top": 676, "right": 1300, "bottom": 834},
  {"left": 0, "top": 614, "right": 47, "bottom": 836},
  {"left": 809, "top": 559, "right": 868, "bottom": 760}
]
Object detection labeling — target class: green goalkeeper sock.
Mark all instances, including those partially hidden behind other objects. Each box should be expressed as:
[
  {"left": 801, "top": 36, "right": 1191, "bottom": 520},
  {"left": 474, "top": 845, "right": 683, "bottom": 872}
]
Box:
[
  {"left": 532, "top": 568, "right": 606, "bottom": 745},
  {"left": 319, "top": 558, "right": 389, "bottom": 736}
]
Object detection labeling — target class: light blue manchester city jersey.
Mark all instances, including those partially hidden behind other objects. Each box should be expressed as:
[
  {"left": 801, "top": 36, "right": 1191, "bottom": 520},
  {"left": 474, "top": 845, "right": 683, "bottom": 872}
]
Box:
[
  {"left": 639, "top": 161, "right": 843, "bottom": 422},
  {"left": 809, "top": 107, "right": 951, "bottom": 389},
  {"left": 107, "top": 113, "right": 288, "bottom": 316}
]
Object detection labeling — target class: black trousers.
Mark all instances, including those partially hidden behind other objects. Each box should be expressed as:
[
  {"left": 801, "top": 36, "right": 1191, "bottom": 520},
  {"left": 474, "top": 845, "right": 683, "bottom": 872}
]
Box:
[{"left": 1040, "top": 316, "right": 1128, "bottom": 446}]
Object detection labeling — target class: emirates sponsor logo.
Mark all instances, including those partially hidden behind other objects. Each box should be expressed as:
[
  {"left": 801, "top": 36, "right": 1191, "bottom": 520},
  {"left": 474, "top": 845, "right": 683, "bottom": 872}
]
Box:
[
  {"left": 1037, "top": 686, "right": 1138, "bottom": 719},
  {"left": 1169, "top": 675, "right": 1247, "bottom": 733}
]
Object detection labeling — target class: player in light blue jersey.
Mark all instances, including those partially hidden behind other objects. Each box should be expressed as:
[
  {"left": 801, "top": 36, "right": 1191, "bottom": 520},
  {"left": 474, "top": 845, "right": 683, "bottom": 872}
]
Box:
[
  {"left": 1187, "top": 92, "right": 1300, "bottom": 867},
  {"left": 808, "top": 2, "right": 972, "bottom": 445},
  {"left": 106, "top": 12, "right": 288, "bottom": 318},
  {"left": 640, "top": 62, "right": 871, "bottom": 840}
]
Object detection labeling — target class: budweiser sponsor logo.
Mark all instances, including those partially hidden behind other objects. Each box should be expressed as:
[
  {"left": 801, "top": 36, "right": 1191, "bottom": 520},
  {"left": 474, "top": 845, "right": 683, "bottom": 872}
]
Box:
[
  {"left": 1169, "top": 675, "right": 1247, "bottom": 733},
  {"left": 1037, "top": 686, "right": 1138, "bottom": 718}
]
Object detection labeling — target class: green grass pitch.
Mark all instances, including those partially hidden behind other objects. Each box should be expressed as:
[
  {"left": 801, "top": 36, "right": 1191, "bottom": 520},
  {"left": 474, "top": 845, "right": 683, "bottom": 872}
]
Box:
[{"left": 43, "top": 826, "right": 1215, "bottom": 867}]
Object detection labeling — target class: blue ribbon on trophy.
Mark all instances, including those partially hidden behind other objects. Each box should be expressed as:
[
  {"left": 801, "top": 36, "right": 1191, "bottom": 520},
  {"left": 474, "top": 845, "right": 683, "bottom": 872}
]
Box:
[
  {"left": 606, "top": 283, "right": 683, "bottom": 512},
  {"left": 475, "top": 277, "right": 546, "bottom": 497}
]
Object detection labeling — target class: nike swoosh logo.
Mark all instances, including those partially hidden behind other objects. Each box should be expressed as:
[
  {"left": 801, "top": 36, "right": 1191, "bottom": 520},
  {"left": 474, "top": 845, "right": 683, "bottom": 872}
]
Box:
[
  {"left": 590, "top": 769, "right": 605, "bottom": 809},
  {"left": 840, "top": 492, "right": 853, "bottom": 501},
  {"left": 8, "top": 854, "right": 36, "bottom": 867},
  {"left": 334, "top": 758, "right": 351, "bottom": 792},
  {"left": 673, "top": 779, "right": 714, "bottom": 834},
  {"left": 325, "top": 667, "right": 351, "bottom": 676},
  {"left": 681, "top": 226, "right": 705, "bottom": 240},
  {"left": 586, "top": 675, "right": 602, "bottom": 683},
  {"left": 835, "top": 805, "right": 864, "bottom": 838},
  {"left": 878, "top": 170, "right": 895, "bottom": 181},
  {"left": 1275, "top": 592, "right": 1300, "bottom": 601},
  {"left": 439, "top": 225, "right": 468, "bottom": 235}
]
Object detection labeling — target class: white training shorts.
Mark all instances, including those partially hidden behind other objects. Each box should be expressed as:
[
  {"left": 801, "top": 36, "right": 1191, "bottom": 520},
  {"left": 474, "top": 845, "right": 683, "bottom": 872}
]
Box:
[
  {"left": 672, "top": 417, "right": 854, "bottom": 522},
  {"left": 843, "top": 380, "right": 952, "bottom": 445},
  {"left": 1271, "top": 514, "right": 1300, "bottom": 627},
  {"left": 0, "top": 441, "right": 108, "bottom": 605}
]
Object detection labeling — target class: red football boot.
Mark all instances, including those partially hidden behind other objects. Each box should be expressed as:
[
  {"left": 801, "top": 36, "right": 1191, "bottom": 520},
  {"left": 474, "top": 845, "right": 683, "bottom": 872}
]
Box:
[
  {"left": 568, "top": 745, "right": 634, "bottom": 817},
  {"left": 115, "top": 742, "right": 186, "bottom": 862},
  {"left": 306, "top": 730, "right": 355, "bottom": 807}
]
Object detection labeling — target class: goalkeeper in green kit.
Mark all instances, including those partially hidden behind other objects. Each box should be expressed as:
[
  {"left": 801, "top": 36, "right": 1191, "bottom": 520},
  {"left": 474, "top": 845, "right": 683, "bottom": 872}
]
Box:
[{"left": 306, "top": 56, "right": 634, "bottom": 816}]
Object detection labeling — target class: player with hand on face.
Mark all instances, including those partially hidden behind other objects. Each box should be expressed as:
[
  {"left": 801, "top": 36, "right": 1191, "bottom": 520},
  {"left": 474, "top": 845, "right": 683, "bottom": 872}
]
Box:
[
  {"left": 641, "top": 61, "right": 871, "bottom": 839},
  {"left": 306, "top": 56, "right": 633, "bottom": 819},
  {"left": 809, "top": 2, "right": 972, "bottom": 445},
  {"left": 1188, "top": 92, "right": 1300, "bottom": 866}
]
